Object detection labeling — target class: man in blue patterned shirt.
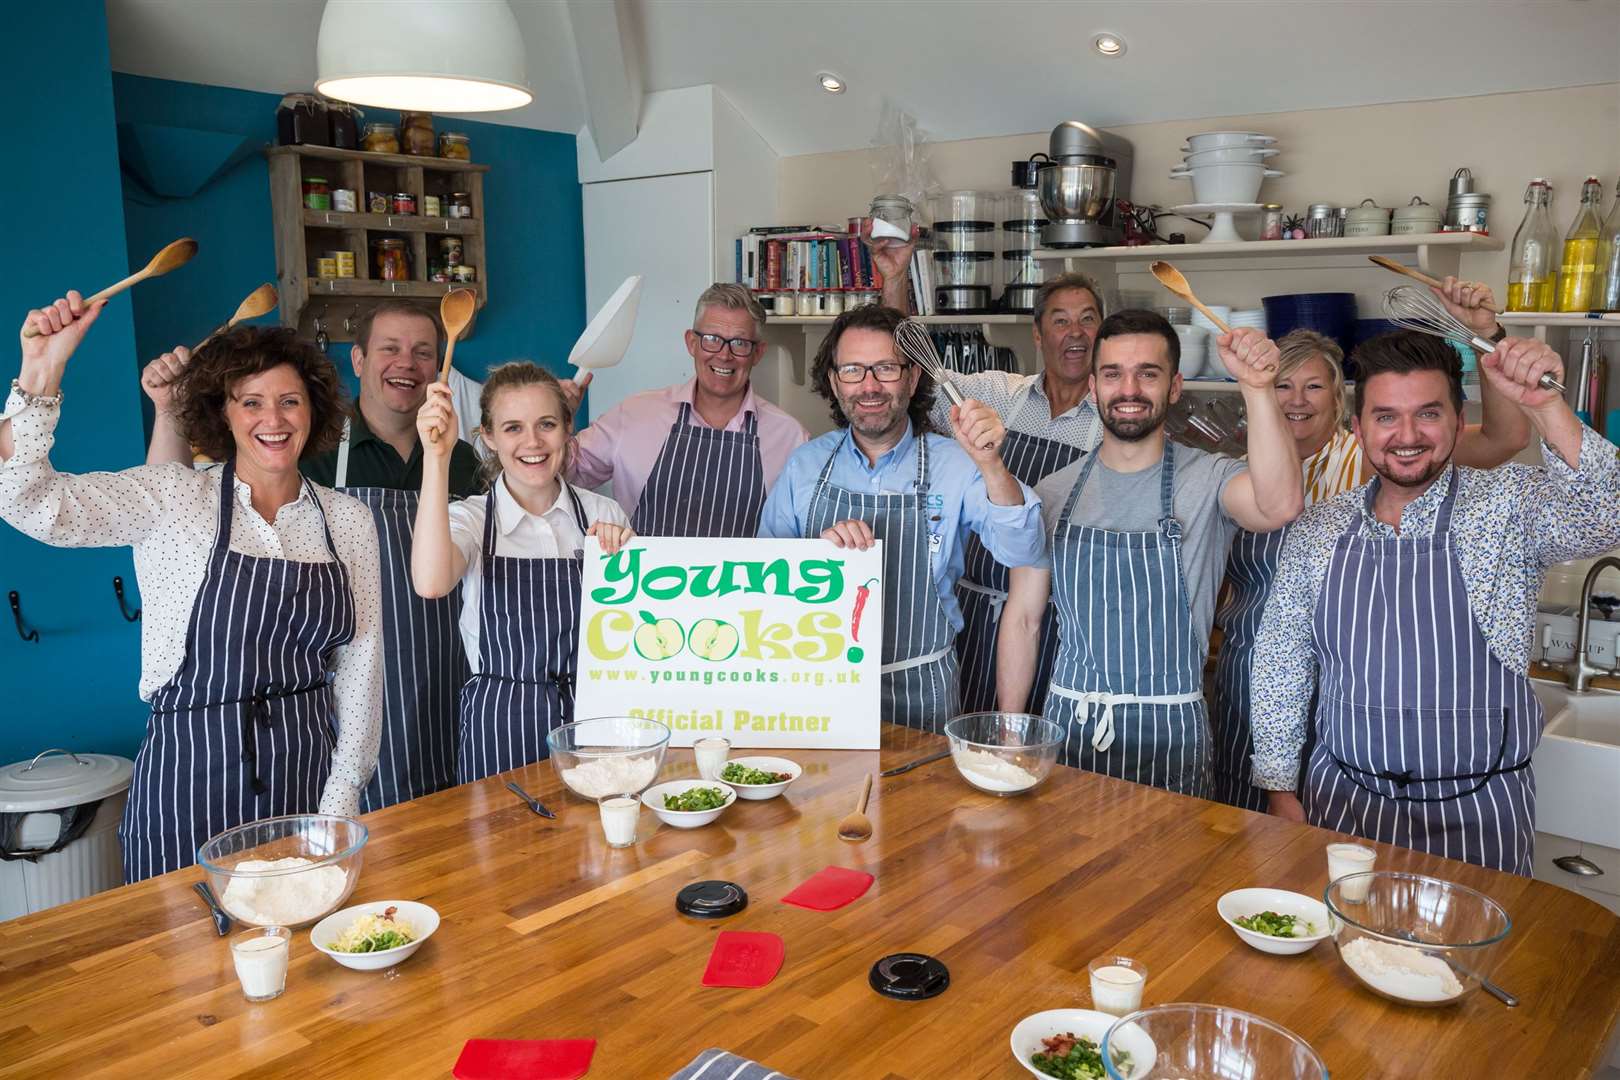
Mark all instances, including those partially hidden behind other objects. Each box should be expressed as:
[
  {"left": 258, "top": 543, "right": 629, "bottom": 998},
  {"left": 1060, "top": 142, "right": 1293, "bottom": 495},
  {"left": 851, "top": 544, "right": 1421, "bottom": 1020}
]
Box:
[{"left": 1249, "top": 329, "right": 1620, "bottom": 874}]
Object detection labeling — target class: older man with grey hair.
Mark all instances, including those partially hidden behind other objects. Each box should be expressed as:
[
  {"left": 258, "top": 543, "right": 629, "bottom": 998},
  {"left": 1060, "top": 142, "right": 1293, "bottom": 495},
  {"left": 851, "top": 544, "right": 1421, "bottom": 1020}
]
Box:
[{"left": 565, "top": 282, "right": 809, "bottom": 537}]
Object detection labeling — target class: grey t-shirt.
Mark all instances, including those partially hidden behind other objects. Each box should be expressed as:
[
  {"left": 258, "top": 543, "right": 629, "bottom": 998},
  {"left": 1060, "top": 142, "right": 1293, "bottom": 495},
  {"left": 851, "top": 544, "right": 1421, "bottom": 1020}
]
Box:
[{"left": 1034, "top": 443, "right": 1246, "bottom": 647}]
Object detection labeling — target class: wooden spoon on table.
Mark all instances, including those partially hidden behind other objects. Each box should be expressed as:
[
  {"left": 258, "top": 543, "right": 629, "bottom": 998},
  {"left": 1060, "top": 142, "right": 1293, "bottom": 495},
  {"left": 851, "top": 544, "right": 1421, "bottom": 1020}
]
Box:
[
  {"left": 192, "top": 283, "right": 278, "bottom": 351},
  {"left": 429, "top": 287, "right": 478, "bottom": 443},
  {"left": 1367, "top": 255, "right": 1498, "bottom": 314},
  {"left": 837, "top": 773, "right": 874, "bottom": 842},
  {"left": 1150, "top": 260, "right": 1231, "bottom": 334},
  {"left": 24, "top": 238, "right": 198, "bottom": 338}
]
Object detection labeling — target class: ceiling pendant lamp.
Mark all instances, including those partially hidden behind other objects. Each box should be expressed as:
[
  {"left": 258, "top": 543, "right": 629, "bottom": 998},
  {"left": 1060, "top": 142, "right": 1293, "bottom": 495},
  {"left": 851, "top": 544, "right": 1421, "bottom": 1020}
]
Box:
[{"left": 316, "top": 0, "right": 533, "bottom": 112}]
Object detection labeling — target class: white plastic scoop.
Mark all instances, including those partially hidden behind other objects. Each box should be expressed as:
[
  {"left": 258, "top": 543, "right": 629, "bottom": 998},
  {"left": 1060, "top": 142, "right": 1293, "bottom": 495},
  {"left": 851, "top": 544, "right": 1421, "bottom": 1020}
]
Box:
[{"left": 569, "top": 276, "right": 642, "bottom": 371}]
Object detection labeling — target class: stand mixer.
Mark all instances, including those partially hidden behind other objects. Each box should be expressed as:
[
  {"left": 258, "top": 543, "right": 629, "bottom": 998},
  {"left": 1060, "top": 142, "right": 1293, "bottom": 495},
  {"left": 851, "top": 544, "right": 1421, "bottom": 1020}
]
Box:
[{"left": 1037, "top": 121, "right": 1134, "bottom": 248}]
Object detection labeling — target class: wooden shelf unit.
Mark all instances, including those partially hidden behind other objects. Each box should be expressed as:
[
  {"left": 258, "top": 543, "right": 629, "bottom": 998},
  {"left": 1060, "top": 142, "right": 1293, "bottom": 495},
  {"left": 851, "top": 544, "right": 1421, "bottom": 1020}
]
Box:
[{"left": 267, "top": 145, "right": 490, "bottom": 343}]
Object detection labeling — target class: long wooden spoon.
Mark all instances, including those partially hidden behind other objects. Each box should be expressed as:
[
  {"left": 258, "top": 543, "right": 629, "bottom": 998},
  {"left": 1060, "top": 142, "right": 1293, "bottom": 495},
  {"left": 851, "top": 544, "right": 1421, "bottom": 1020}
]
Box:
[
  {"left": 837, "top": 773, "right": 874, "bottom": 842},
  {"left": 428, "top": 287, "right": 479, "bottom": 444},
  {"left": 24, "top": 237, "right": 198, "bottom": 338},
  {"left": 1150, "top": 260, "right": 1230, "bottom": 334},
  {"left": 193, "top": 283, "right": 278, "bottom": 351},
  {"left": 1368, "top": 255, "right": 1498, "bottom": 314}
]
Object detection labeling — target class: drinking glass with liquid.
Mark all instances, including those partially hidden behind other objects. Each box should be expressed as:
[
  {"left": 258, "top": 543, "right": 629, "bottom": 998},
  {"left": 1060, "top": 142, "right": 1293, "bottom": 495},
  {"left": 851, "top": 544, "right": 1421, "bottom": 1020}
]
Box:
[
  {"left": 694, "top": 737, "right": 730, "bottom": 781},
  {"left": 598, "top": 793, "right": 640, "bottom": 848},
  {"left": 231, "top": 926, "right": 291, "bottom": 1002},
  {"left": 1325, "top": 842, "right": 1377, "bottom": 902},
  {"left": 1088, "top": 955, "right": 1148, "bottom": 1017}
]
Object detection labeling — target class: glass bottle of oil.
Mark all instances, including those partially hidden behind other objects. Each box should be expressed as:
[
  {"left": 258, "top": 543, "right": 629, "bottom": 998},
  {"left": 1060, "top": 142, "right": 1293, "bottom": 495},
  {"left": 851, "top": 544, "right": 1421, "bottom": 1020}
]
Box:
[
  {"left": 1506, "top": 179, "right": 1558, "bottom": 312},
  {"left": 1556, "top": 176, "right": 1604, "bottom": 312},
  {"left": 1594, "top": 175, "right": 1620, "bottom": 312}
]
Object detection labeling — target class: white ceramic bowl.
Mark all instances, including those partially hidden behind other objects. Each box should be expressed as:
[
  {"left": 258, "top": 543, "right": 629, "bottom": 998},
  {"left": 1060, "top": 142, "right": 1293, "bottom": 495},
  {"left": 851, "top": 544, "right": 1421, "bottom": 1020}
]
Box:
[
  {"left": 1181, "top": 146, "right": 1280, "bottom": 165},
  {"left": 311, "top": 899, "right": 440, "bottom": 971},
  {"left": 716, "top": 756, "right": 801, "bottom": 800},
  {"left": 1185, "top": 164, "right": 1276, "bottom": 205},
  {"left": 1172, "top": 325, "right": 1208, "bottom": 378},
  {"left": 641, "top": 778, "right": 736, "bottom": 828},
  {"left": 1186, "top": 131, "right": 1276, "bottom": 150},
  {"left": 1189, "top": 305, "right": 1232, "bottom": 334},
  {"left": 1217, "top": 887, "right": 1332, "bottom": 956},
  {"left": 1010, "top": 1008, "right": 1156, "bottom": 1080},
  {"left": 1228, "top": 308, "right": 1268, "bottom": 330}
]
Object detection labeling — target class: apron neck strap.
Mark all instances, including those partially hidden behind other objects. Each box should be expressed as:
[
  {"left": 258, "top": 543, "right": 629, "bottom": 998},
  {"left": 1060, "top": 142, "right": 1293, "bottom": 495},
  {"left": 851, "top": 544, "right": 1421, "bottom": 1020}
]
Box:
[
  {"left": 1356, "top": 463, "right": 1460, "bottom": 539},
  {"left": 334, "top": 419, "right": 353, "bottom": 488},
  {"left": 483, "top": 477, "right": 589, "bottom": 557},
  {"left": 217, "top": 460, "right": 341, "bottom": 562},
  {"left": 1157, "top": 441, "right": 1179, "bottom": 537}
]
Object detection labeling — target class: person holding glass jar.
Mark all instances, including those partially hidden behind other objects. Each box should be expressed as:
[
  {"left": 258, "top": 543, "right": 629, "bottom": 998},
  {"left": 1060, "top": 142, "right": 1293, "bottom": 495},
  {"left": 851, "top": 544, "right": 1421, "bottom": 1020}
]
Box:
[{"left": 558, "top": 283, "right": 809, "bottom": 538}]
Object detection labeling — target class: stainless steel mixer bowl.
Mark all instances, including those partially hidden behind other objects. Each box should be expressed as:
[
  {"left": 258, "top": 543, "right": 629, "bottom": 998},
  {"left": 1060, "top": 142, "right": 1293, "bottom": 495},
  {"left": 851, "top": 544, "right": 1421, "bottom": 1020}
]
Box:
[{"left": 1037, "top": 163, "right": 1116, "bottom": 223}]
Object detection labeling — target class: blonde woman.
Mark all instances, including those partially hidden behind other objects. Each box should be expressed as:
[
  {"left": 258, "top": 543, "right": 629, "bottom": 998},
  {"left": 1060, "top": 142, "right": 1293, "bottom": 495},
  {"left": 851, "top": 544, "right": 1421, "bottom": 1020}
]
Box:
[
  {"left": 1210, "top": 279, "right": 1530, "bottom": 810},
  {"left": 412, "top": 363, "right": 634, "bottom": 783}
]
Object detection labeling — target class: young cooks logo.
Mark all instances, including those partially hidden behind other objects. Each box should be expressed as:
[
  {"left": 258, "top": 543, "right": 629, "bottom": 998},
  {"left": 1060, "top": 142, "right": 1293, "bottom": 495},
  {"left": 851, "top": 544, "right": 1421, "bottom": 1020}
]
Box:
[{"left": 584, "top": 548, "right": 877, "bottom": 664}]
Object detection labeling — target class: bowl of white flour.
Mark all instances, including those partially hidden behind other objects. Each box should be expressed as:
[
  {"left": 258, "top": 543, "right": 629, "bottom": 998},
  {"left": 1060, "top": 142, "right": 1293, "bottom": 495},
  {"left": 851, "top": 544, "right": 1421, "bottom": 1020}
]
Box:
[
  {"left": 942, "top": 714, "right": 1063, "bottom": 797},
  {"left": 198, "top": 814, "right": 367, "bottom": 928},
  {"left": 547, "top": 717, "right": 672, "bottom": 801},
  {"left": 1325, "top": 871, "right": 1512, "bottom": 1007}
]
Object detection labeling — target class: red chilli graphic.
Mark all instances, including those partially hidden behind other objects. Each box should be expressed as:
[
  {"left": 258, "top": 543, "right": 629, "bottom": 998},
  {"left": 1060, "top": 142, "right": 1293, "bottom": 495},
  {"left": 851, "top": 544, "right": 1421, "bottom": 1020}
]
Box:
[{"left": 850, "top": 577, "right": 878, "bottom": 642}]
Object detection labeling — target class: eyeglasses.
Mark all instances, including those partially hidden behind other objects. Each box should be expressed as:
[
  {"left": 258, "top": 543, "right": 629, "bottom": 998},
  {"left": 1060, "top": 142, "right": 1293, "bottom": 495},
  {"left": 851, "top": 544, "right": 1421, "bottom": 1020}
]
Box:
[
  {"left": 695, "top": 332, "right": 759, "bottom": 357},
  {"left": 834, "top": 361, "right": 912, "bottom": 384}
]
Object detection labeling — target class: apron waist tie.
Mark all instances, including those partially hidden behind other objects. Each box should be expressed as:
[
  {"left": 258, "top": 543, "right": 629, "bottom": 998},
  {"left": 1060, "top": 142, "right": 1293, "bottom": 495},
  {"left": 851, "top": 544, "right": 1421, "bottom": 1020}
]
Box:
[
  {"left": 957, "top": 579, "right": 1009, "bottom": 620},
  {"left": 881, "top": 645, "right": 954, "bottom": 676},
  {"left": 1046, "top": 684, "right": 1204, "bottom": 753},
  {"left": 224, "top": 685, "right": 326, "bottom": 797}
]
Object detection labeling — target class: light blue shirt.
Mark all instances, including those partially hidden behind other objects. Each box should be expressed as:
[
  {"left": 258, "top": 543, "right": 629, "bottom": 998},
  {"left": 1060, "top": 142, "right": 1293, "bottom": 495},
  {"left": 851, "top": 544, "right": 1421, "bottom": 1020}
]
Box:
[{"left": 758, "top": 423, "right": 1045, "bottom": 632}]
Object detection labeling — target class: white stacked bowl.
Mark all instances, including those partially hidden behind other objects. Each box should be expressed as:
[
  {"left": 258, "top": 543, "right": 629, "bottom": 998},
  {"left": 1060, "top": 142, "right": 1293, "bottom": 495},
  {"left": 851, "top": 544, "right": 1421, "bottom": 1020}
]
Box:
[
  {"left": 1228, "top": 309, "right": 1268, "bottom": 332},
  {"left": 1173, "top": 325, "right": 1209, "bottom": 378},
  {"left": 1173, "top": 131, "right": 1282, "bottom": 205}
]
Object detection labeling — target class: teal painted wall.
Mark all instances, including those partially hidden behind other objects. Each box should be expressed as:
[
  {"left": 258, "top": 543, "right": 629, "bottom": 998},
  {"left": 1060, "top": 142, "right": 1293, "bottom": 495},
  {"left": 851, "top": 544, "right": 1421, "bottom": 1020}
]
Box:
[{"left": 0, "top": 1, "right": 149, "bottom": 765}]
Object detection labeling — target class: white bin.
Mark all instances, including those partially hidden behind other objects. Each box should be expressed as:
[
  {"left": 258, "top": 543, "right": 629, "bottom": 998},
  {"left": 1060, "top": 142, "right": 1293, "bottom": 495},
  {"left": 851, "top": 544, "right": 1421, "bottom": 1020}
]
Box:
[{"left": 0, "top": 749, "right": 133, "bottom": 921}]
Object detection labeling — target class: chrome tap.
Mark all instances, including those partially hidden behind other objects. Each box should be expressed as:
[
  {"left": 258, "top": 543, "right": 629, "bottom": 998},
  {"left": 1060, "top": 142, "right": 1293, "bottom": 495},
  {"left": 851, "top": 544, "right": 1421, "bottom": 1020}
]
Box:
[{"left": 1567, "top": 556, "right": 1620, "bottom": 692}]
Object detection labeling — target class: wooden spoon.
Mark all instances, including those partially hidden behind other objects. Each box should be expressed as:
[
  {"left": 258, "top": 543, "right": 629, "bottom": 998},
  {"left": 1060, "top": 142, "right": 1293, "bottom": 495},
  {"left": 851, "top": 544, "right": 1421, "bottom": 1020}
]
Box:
[
  {"left": 24, "top": 238, "right": 198, "bottom": 338},
  {"left": 1368, "top": 255, "right": 1498, "bottom": 314},
  {"left": 837, "top": 773, "right": 874, "bottom": 842},
  {"left": 192, "top": 283, "right": 278, "bottom": 351},
  {"left": 428, "top": 288, "right": 478, "bottom": 443},
  {"left": 1150, "top": 260, "right": 1230, "bottom": 334}
]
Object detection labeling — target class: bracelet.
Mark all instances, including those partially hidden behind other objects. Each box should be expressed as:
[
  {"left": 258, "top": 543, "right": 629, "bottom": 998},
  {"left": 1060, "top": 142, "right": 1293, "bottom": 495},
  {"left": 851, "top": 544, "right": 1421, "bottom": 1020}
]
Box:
[
  {"left": 9, "top": 380, "right": 63, "bottom": 408},
  {"left": 1489, "top": 325, "right": 1508, "bottom": 344}
]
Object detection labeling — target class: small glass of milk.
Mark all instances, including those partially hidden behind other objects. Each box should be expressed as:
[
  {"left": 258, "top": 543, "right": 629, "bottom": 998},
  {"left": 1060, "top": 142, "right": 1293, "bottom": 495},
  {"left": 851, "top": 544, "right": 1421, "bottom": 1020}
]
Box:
[
  {"left": 598, "top": 793, "right": 641, "bottom": 848},
  {"left": 231, "top": 926, "right": 291, "bottom": 1002},
  {"left": 1088, "top": 955, "right": 1148, "bottom": 1017},
  {"left": 694, "top": 737, "right": 731, "bottom": 781},
  {"left": 1326, "top": 842, "right": 1377, "bottom": 902}
]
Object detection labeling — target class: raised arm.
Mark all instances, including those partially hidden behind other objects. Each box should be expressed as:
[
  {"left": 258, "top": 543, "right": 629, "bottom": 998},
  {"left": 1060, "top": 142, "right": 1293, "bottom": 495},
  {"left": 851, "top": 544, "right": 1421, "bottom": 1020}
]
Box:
[
  {"left": 1434, "top": 277, "right": 1532, "bottom": 468},
  {"left": 410, "top": 383, "right": 470, "bottom": 598},
  {"left": 142, "top": 346, "right": 195, "bottom": 466},
  {"left": 1216, "top": 329, "right": 1304, "bottom": 532}
]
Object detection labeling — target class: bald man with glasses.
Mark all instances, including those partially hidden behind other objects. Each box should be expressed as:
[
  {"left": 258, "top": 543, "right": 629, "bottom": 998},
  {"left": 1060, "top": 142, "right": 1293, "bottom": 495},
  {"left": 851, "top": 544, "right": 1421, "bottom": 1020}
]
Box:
[
  {"left": 562, "top": 283, "right": 809, "bottom": 537},
  {"left": 757, "top": 304, "right": 1045, "bottom": 733}
]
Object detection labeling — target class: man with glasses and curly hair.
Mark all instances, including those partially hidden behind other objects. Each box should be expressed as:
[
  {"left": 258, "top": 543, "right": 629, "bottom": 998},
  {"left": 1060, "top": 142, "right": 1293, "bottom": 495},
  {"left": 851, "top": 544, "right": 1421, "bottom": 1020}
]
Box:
[
  {"left": 561, "top": 283, "right": 809, "bottom": 537},
  {"left": 757, "top": 304, "right": 1045, "bottom": 733}
]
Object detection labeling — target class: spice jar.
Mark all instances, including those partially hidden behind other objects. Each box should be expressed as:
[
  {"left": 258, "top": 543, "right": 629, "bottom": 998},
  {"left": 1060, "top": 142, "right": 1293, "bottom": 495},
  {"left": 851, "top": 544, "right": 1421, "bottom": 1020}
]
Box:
[
  {"left": 367, "top": 190, "right": 389, "bottom": 214},
  {"left": 399, "top": 111, "right": 435, "bottom": 156},
  {"left": 1260, "top": 204, "right": 1284, "bottom": 241},
  {"left": 361, "top": 122, "right": 400, "bottom": 154},
  {"left": 796, "top": 290, "right": 817, "bottom": 316},
  {"left": 866, "top": 194, "right": 915, "bottom": 250},
  {"left": 439, "top": 236, "right": 464, "bottom": 267},
  {"left": 438, "top": 131, "right": 471, "bottom": 161},
  {"left": 446, "top": 191, "right": 472, "bottom": 219},
  {"left": 391, "top": 192, "right": 417, "bottom": 216},
  {"left": 374, "top": 239, "right": 409, "bottom": 281},
  {"left": 302, "top": 176, "right": 331, "bottom": 211},
  {"left": 327, "top": 102, "right": 361, "bottom": 150}
]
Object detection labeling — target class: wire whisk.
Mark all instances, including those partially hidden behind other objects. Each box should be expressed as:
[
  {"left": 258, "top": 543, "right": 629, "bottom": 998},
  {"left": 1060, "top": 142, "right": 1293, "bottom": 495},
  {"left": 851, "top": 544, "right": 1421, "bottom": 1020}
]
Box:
[
  {"left": 1381, "top": 285, "right": 1565, "bottom": 393},
  {"left": 894, "top": 318, "right": 995, "bottom": 448}
]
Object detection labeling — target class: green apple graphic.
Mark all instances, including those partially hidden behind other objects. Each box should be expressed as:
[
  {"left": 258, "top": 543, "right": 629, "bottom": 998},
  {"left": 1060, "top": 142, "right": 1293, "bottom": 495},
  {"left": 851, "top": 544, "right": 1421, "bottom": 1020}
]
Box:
[
  {"left": 688, "top": 617, "right": 740, "bottom": 661},
  {"left": 632, "top": 610, "right": 685, "bottom": 660}
]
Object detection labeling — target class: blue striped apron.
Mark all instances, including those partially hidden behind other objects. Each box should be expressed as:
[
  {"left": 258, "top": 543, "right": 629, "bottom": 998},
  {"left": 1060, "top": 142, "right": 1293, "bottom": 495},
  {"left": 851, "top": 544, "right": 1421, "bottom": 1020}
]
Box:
[
  {"left": 632, "top": 401, "right": 766, "bottom": 537},
  {"left": 119, "top": 463, "right": 356, "bottom": 882},
  {"left": 1304, "top": 469, "right": 1539, "bottom": 875},
  {"left": 334, "top": 426, "right": 467, "bottom": 811},
  {"left": 669, "top": 1049, "right": 797, "bottom": 1080},
  {"left": 953, "top": 384, "right": 1084, "bottom": 715},
  {"left": 1210, "top": 526, "right": 1289, "bottom": 811},
  {"left": 456, "top": 480, "right": 586, "bottom": 782},
  {"left": 804, "top": 431, "right": 957, "bottom": 733},
  {"left": 1045, "top": 443, "right": 1211, "bottom": 796}
]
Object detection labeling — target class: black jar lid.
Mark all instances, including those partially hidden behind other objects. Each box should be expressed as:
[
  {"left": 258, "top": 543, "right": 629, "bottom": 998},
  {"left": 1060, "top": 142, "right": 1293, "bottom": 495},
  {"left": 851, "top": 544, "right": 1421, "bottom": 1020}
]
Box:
[
  {"left": 869, "top": 952, "right": 950, "bottom": 1000},
  {"left": 675, "top": 880, "right": 748, "bottom": 919}
]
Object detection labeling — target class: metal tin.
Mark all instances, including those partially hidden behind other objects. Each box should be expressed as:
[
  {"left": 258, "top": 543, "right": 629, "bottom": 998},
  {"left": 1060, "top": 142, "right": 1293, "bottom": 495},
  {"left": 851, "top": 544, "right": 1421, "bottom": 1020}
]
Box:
[
  {"left": 1307, "top": 204, "right": 1344, "bottom": 239},
  {"left": 391, "top": 192, "right": 417, "bottom": 215},
  {"left": 451, "top": 264, "right": 476, "bottom": 283},
  {"left": 331, "top": 188, "right": 357, "bottom": 213},
  {"left": 1392, "top": 195, "right": 1443, "bottom": 235},
  {"left": 367, "top": 190, "right": 389, "bottom": 214},
  {"left": 439, "top": 236, "right": 464, "bottom": 267},
  {"left": 422, "top": 195, "right": 441, "bottom": 217},
  {"left": 315, "top": 257, "right": 337, "bottom": 279},
  {"left": 1444, "top": 192, "right": 1492, "bottom": 233},
  {"left": 1344, "top": 198, "right": 1392, "bottom": 238}
]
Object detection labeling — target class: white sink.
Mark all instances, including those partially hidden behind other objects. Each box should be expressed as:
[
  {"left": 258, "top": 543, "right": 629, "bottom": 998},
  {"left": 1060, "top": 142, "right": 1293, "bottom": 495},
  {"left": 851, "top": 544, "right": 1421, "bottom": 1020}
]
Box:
[{"left": 1530, "top": 679, "right": 1620, "bottom": 849}]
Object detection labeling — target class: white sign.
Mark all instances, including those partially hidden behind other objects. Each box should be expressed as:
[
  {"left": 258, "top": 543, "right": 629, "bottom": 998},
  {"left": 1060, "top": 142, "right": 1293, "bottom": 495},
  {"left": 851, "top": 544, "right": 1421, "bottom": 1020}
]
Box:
[{"left": 573, "top": 537, "right": 884, "bottom": 749}]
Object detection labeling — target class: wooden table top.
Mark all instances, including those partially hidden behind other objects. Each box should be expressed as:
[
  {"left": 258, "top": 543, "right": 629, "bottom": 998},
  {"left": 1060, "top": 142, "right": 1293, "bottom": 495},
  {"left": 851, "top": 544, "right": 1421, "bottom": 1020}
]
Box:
[{"left": 4, "top": 726, "right": 1618, "bottom": 1079}]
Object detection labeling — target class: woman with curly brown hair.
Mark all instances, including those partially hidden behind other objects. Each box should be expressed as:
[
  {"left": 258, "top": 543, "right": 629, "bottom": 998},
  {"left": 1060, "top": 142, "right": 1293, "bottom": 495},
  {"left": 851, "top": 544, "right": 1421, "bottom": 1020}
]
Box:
[{"left": 0, "top": 293, "right": 383, "bottom": 882}]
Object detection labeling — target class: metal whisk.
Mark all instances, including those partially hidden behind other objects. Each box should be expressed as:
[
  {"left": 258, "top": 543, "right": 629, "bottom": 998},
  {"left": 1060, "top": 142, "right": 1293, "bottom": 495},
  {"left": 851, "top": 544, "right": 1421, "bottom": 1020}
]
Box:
[
  {"left": 1382, "top": 285, "right": 1565, "bottom": 393},
  {"left": 894, "top": 318, "right": 996, "bottom": 448}
]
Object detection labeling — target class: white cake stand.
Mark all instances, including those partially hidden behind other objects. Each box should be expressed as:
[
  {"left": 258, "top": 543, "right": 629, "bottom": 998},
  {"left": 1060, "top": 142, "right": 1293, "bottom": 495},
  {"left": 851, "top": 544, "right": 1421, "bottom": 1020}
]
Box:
[{"left": 1169, "top": 203, "right": 1264, "bottom": 244}]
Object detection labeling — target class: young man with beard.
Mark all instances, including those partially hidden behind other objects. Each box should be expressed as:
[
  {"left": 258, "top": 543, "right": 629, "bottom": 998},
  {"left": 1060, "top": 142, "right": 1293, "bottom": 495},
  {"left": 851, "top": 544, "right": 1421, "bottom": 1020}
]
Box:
[
  {"left": 143, "top": 301, "right": 481, "bottom": 810},
  {"left": 998, "top": 310, "right": 1302, "bottom": 796},
  {"left": 756, "top": 304, "right": 1045, "bottom": 733},
  {"left": 562, "top": 283, "right": 808, "bottom": 537},
  {"left": 1250, "top": 331, "right": 1620, "bottom": 875}
]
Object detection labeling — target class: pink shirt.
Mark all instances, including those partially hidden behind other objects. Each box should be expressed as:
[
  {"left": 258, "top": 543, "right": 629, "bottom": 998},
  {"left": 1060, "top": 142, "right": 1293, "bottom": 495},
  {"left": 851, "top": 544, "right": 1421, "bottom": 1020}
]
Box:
[{"left": 570, "top": 378, "right": 810, "bottom": 514}]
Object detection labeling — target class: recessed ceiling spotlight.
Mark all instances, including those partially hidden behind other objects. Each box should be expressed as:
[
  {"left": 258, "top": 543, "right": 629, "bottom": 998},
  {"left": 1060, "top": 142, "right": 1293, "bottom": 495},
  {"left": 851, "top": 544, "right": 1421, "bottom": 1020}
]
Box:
[
  {"left": 1092, "top": 33, "right": 1126, "bottom": 57},
  {"left": 818, "top": 72, "right": 847, "bottom": 94}
]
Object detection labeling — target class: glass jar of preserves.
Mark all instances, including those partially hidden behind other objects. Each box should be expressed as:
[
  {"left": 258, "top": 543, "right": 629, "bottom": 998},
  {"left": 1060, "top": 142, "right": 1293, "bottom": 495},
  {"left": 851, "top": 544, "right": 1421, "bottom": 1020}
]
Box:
[
  {"left": 361, "top": 122, "right": 399, "bottom": 154},
  {"left": 865, "top": 194, "right": 915, "bottom": 251},
  {"left": 367, "top": 190, "right": 389, "bottom": 214},
  {"left": 446, "top": 191, "right": 472, "bottom": 219},
  {"left": 438, "top": 131, "right": 471, "bottom": 161},
  {"left": 276, "top": 93, "right": 329, "bottom": 146},
  {"left": 302, "top": 176, "right": 331, "bottom": 211},
  {"left": 399, "top": 111, "right": 435, "bottom": 156},
  {"left": 438, "top": 236, "right": 464, "bottom": 267},
  {"left": 374, "top": 239, "right": 409, "bottom": 281},
  {"left": 422, "top": 194, "right": 441, "bottom": 217},
  {"left": 327, "top": 102, "right": 361, "bottom": 150},
  {"left": 451, "top": 265, "right": 476, "bottom": 283},
  {"left": 391, "top": 192, "right": 418, "bottom": 216}
]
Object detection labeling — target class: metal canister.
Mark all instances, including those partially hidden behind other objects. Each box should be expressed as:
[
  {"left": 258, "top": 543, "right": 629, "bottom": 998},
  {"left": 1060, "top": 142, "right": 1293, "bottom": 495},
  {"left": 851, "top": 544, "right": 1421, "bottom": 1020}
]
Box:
[
  {"left": 1344, "top": 198, "right": 1392, "bottom": 238},
  {"left": 1392, "top": 195, "right": 1443, "bottom": 235},
  {"left": 422, "top": 195, "right": 441, "bottom": 217},
  {"left": 1445, "top": 192, "right": 1492, "bottom": 233},
  {"left": 331, "top": 188, "right": 357, "bottom": 213},
  {"left": 328, "top": 250, "right": 357, "bottom": 278},
  {"left": 367, "top": 190, "right": 389, "bottom": 214},
  {"left": 391, "top": 192, "right": 417, "bottom": 215},
  {"left": 1307, "top": 203, "right": 1344, "bottom": 239},
  {"left": 451, "top": 265, "right": 476, "bottom": 283},
  {"left": 314, "top": 257, "right": 338, "bottom": 279},
  {"left": 438, "top": 236, "right": 464, "bottom": 267}
]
